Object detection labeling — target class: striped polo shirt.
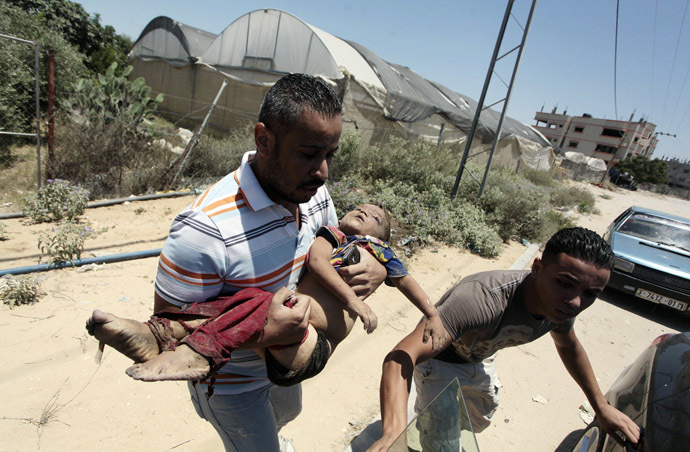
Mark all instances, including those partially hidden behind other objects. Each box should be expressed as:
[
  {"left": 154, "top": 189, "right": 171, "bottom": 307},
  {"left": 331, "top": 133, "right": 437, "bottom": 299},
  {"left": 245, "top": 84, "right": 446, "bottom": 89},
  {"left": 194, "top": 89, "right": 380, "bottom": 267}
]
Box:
[{"left": 155, "top": 151, "right": 337, "bottom": 394}]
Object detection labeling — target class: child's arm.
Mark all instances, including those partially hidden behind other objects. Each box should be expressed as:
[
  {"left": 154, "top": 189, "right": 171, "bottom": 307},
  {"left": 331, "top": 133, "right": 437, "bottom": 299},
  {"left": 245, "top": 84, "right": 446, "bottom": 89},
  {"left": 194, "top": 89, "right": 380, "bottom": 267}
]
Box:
[
  {"left": 307, "top": 237, "right": 378, "bottom": 333},
  {"left": 390, "top": 275, "right": 448, "bottom": 352}
]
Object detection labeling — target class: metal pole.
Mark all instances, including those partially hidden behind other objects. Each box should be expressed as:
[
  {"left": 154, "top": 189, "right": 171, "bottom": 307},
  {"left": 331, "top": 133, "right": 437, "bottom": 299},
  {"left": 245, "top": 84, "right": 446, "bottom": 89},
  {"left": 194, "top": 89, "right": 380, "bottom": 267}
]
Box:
[
  {"left": 47, "top": 50, "right": 55, "bottom": 178},
  {"left": 478, "top": 0, "right": 539, "bottom": 199},
  {"left": 170, "top": 79, "right": 228, "bottom": 187},
  {"left": 436, "top": 123, "right": 445, "bottom": 152},
  {"left": 450, "top": 0, "right": 515, "bottom": 199},
  {"left": 34, "top": 42, "right": 41, "bottom": 189}
]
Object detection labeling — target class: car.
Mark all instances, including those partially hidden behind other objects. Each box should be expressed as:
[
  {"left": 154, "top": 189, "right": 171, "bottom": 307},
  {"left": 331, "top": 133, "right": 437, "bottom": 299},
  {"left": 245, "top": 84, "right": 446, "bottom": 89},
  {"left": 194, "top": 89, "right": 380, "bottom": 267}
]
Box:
[
  {"left": 602, "top": 206, "right": 690, "bottom": 314},
  {"left": 567, "top": 332, "right": 690, "bottom": 452}
]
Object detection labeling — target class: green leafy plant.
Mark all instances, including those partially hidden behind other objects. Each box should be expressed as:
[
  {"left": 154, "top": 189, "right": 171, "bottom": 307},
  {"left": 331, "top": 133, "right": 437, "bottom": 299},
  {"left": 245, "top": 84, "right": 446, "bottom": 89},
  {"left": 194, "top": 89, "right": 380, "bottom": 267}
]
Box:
[
  {"left": 51, "top": 63, "right": 170, "bottom": 198},
  {"left": 37, "top": 221, "right": 95, "bottom": 265},
  {"left": 0, "top": 274, "right": 43, "bottom": 308},
  {"left": 23, "top": 179, "right": 89, "bottom": 223},
  {"left": 0, "top": 222, "right": 7, "bottom": 240}
]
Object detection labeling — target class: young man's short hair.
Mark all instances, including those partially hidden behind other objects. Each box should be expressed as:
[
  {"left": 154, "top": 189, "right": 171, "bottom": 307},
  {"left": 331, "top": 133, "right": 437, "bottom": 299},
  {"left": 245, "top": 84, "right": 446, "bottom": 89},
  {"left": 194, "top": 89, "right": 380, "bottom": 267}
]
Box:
[
  {"left": 542, "top": 227, "right": 614, "bottom": 270},
  {"left": 259, "top": 73, "right": 342, "bottom": 137}
]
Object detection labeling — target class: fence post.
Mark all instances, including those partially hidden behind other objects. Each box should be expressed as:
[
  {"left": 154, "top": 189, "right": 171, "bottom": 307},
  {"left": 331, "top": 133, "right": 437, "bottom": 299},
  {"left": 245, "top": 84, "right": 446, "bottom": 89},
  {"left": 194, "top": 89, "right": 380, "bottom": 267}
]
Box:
[
  {"left": 34, "top": 42, "right": 42, "bottom": 189},
  {"left": 47, "top": 49, "right": 55, "bottom": 178},
  {"left": 169, "top": 79, "right": 228, "bottom": 189}
]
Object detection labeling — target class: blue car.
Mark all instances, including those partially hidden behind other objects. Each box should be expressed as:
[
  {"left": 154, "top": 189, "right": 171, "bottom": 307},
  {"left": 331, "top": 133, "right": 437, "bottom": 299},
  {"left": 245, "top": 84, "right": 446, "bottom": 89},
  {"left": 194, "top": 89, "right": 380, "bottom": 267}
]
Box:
[{"left": 603, "top": 206, "right": 690, "bottom": 313}]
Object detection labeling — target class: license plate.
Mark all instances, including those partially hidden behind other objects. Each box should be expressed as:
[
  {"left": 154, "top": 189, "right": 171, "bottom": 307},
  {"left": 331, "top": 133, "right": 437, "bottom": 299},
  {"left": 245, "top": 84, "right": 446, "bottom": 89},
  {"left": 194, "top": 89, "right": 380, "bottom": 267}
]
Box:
[{"left": 636, "top": 288, "right": 688, "bottom": 311}]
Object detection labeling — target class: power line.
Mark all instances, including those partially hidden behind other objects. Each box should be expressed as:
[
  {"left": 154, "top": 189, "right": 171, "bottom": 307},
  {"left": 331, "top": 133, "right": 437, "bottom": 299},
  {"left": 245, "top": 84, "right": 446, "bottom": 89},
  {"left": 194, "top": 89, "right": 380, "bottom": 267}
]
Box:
[
  {"left": 669, "top": 4, "right": 690, "bottom": 130},
  {"left": 660, "top": 0, "right": 689, "bottom": 129},
  {"left": 614, "top": 0, "right": 620, "bottom": 120},
  {"left": 651, "top": 0, "right": 658, "bottom": 120}
]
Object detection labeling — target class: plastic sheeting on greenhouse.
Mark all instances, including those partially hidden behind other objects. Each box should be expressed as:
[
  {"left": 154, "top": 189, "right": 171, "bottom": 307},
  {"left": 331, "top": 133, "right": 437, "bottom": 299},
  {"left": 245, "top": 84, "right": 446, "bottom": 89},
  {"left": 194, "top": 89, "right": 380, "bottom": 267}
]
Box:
[{"left": 129, "top": 9, "right": 552, "bottom": 169}]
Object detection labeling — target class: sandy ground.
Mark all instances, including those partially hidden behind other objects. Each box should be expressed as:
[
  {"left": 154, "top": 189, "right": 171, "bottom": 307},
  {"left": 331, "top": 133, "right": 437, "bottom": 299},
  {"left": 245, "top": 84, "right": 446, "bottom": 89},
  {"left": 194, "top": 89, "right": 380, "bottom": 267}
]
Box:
[{"left": 0, "top": 182, "right": 688, "bottom": 452}]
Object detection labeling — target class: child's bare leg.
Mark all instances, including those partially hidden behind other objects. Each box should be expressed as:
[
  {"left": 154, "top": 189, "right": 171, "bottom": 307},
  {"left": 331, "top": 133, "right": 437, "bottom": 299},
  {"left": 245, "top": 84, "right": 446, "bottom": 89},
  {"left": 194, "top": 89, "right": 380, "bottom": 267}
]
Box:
[
  {"left": 86, "top": 310, "right": 207, "bottom": 363},
  {"left": 86, "top": 310, "right": 159, "bottom": 363},
  {"left": 125, "top": 344, "right": 211, "bottom": 381},
  {"left": 268, "top": 323, "right": 320, "bottom": 371}
]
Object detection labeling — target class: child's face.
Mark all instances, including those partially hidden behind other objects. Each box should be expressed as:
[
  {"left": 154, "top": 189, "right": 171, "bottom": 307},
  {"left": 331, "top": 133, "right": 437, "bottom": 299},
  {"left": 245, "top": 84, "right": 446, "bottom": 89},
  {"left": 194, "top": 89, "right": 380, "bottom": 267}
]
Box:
[{"left": 339, "top": 204, "right": 386, "bottom": 238}]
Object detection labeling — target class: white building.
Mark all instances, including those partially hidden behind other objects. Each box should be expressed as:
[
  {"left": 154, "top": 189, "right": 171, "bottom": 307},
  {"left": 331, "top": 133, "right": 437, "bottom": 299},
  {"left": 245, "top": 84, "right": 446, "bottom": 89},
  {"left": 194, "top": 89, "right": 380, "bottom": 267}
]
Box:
[{"left": 533, "top": 108, "right": 657, "bottom": 165}]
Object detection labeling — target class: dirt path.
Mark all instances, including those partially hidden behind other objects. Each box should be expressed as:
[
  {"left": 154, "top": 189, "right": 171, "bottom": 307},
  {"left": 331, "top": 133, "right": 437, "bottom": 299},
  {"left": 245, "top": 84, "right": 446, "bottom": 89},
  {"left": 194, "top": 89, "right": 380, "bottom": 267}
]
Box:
[{"left": 0, "top": 183, "right": 687, "bottom": 451}]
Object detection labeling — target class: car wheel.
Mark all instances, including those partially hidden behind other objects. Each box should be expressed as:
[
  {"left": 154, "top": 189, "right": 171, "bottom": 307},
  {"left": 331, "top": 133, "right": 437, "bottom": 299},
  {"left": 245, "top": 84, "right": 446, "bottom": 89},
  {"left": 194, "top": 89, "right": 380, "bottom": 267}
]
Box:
[{"left": 571, "top": 420, "right": 606, "bottom": 452}]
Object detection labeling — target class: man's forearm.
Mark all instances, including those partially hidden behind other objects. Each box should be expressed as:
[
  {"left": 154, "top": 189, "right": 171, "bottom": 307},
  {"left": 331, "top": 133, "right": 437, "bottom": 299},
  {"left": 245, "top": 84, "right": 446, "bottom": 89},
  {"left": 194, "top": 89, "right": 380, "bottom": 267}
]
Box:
[
  {"left": 378, "top": 351, "right": 415, "bottom": 443},
  {"left": 555, "top": 339, "right": 608, "bottom": 412}
]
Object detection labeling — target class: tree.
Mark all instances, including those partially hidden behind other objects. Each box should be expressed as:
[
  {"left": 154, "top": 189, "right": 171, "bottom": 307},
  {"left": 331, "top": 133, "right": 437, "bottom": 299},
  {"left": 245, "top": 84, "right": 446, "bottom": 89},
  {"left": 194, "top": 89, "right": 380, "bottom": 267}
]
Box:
[
  {"left": 614, "top": 155, "right": 668, "bottom": 184},
  {"left": 6, "top": 0, "right": 132, "bottom": 74},
  {"left": 0, "top": 1, "right": 85, "bottom": 164}
]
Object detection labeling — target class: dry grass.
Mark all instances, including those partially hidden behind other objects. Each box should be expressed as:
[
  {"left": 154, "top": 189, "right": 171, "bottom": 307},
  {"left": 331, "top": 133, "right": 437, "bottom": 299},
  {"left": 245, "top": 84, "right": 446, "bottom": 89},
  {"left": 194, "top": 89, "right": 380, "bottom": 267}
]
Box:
[{"left": 0, "top": 144, "right": 40, "bottom": 206}]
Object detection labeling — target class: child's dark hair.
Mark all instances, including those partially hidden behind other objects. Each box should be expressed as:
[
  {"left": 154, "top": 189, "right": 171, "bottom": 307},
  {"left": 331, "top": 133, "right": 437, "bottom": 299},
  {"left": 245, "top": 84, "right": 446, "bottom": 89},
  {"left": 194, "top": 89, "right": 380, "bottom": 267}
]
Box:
[
  {"left": 542, "top": 227, "right": 614, "bottom": 270},
  {"left": 375, "top": 204, "right": 392, "bottom": 242}
]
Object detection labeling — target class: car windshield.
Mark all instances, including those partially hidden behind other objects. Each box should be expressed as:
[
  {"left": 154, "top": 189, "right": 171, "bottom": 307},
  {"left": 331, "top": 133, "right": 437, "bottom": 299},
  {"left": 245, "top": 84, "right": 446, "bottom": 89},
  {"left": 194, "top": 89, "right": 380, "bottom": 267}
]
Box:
[{"left": 617, "top": 213, "right": 690, "bottom": 252}]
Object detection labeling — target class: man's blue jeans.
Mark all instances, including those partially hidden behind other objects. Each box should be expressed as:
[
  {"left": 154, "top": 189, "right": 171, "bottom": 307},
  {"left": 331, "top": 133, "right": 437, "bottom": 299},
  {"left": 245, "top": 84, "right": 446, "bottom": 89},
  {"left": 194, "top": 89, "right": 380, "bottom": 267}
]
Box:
[{"left": 189, "top": 381, "right": 302, "bottom": 451}]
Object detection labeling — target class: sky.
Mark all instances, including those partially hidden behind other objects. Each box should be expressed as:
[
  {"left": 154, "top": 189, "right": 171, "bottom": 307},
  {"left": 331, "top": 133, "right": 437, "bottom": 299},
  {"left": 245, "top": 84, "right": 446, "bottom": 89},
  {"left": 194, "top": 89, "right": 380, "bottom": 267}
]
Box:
[{"left": 77, "top": 0, "right": 690, "bottom": 161}]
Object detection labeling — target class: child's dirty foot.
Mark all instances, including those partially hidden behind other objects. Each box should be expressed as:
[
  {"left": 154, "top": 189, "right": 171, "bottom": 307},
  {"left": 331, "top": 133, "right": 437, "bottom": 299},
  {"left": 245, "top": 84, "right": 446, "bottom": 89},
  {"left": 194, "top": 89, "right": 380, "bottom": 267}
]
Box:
[
  {"left": 125, "top": 344, "right": 211, "bottom": 381},
  {"left": 86, "top": 310, "right": 159, "bottom": 363}
]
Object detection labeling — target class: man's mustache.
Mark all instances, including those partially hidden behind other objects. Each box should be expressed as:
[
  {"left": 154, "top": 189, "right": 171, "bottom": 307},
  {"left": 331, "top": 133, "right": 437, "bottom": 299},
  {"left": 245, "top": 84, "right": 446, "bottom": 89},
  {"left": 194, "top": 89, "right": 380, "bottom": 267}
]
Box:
[{"left": 301, "top": 179, "right": 325, "bottom": 188}]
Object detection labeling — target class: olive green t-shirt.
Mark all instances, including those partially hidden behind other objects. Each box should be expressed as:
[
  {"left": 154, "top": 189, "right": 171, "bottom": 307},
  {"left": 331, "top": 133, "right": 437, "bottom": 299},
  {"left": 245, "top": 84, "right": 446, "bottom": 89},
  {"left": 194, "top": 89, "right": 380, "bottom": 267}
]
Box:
[{"left": 434, "top": 270, "right": 574, "bottom": 364}]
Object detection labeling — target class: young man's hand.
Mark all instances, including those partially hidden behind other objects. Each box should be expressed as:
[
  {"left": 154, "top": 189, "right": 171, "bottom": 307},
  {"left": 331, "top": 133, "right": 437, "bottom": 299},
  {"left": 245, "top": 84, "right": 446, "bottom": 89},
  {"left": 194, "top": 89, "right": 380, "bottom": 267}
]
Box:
[
  {"left": 596, "top": 403, "right": 641, "bottom": 446},
  {"left": 422, "top": 314, "right": 449, "bottom": 353},
  {"left": 349, "top": 299, "right": 378, "bottom": 333}
]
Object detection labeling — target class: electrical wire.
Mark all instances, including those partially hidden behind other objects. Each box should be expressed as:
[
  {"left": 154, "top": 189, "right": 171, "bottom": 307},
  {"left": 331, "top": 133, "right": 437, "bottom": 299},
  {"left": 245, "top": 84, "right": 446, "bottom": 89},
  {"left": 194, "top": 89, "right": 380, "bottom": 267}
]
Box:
[
  {"left": 614, "top": 0, "right": 620, "bottom": 121},
  {"left": 651, "top": 0, "right": 658, "bottom": 120},
  {"left": 660, "top": 0, "right": 689, "bottom": 129},
  {"left": 669, "top": 3, "right": 690, "bottom": 132}
]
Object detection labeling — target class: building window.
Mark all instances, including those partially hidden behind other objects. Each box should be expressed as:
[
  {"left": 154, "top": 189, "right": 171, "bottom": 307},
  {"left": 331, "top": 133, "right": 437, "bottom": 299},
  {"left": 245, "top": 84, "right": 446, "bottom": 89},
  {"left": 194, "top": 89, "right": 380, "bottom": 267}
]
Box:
[
  {"left": 568, "top": 141, "right": 579, "bottom": 148},
  {"left": 595, "top": 144, "right": 617, "bottom": 154},
  {"left": 601, "top": 128, "right": 624, "bottom": 138},
  {"left": 574, "top": 126, "right": 584, "bottom": 133},
  {"left": 548, "top": 123, "right": 557, "bottom": 129}
]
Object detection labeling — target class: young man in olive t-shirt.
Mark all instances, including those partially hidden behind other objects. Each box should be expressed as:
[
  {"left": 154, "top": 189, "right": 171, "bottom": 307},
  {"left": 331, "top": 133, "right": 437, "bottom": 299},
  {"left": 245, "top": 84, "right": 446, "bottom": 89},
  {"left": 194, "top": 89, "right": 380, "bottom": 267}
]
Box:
[{"left": 367, "top": 227, "right": 641, "bottom": 452}]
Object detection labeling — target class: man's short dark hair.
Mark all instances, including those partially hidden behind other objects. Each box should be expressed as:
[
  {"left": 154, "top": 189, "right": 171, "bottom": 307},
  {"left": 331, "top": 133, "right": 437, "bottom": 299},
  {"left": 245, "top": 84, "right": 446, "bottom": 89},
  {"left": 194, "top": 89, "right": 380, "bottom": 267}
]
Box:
[
  {"left": 542, "top": 227, "right": 614, "bottom": 270},
  {"left": 259, "top": 73, "right": 342, "bottom": 136}
]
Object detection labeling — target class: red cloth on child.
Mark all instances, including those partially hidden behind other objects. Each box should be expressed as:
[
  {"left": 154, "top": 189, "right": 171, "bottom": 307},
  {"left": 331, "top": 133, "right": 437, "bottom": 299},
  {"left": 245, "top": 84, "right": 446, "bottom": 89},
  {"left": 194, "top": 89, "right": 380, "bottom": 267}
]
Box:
[{"left": 151, "top": 288, "right": 273, "bottom": 373}]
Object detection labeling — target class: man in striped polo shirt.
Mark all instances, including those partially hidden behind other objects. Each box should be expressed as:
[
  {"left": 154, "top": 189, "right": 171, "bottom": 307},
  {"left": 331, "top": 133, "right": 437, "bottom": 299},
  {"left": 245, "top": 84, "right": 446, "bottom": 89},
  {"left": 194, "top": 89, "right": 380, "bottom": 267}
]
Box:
[{"left": 153, "top": 74, "right": 385, "bottom": 451}]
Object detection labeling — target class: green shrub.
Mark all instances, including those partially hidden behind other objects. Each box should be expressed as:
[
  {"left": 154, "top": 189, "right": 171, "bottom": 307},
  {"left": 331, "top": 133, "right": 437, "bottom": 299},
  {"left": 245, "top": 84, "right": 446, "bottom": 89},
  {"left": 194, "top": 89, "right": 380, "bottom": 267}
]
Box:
[
  {"left": 181, "top": 125, "right": 252, "bottom": 185},
  {"left": 456, "top": 166, "right": 550, "bottom": 242},
  {"left": 37, "top": 221, "right": 96, "bottom": 265},
  {"left": 23, "top": 179, "right": 89, "bottom": 223},
  {"left": 0, "top": 222, "right": 7, "bottom": 240},
  {"left": 0, "top": 274, "right": 43, "bottom": 308},
  {"left": 51, "top": 64, "right": 170, "bottom": 198},
  {"left": 519, "top": 167, "right": 559, "bottom": 188},
  {"left": 551, "top": 185, "right": 595, "bottom": 211}
]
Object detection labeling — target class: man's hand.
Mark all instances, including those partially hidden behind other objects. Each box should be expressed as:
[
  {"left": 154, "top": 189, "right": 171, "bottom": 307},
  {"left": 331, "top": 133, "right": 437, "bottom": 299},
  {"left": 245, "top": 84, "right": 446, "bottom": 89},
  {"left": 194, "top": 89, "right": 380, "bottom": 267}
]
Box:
[
  {"left": 337, "top": 247, "right": 386, "bottom": 298},
  {"left": 259, "top": 288, "right": 312, "bottom": 347},
  {"left": 422, "top": 314, "right": 449, "bottom": 353},
  {"left": 349, "top": 299, "right": 378, "bottom": 333},
  {"left": 596, "top": 403, "right": 640, "bottom": 446}
]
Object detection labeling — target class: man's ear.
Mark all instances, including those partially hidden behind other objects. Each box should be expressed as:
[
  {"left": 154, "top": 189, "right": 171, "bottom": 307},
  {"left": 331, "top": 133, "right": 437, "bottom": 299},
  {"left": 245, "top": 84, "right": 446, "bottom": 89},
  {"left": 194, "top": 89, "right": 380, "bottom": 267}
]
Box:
[
  {"left": 254, "top": 122, "right": 275, "bottom": 157},
  {"left": 531, "top": 257, "right": 543, "bottom": 278}
]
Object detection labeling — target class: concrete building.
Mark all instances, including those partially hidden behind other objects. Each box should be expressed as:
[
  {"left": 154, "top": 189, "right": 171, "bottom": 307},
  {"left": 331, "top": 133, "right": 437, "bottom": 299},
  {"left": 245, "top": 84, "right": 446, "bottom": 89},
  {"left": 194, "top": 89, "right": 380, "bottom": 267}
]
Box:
[
  {"left": 665, "top": 157, "right": 690, "bottom": 190},
  {"left": 533, "top": 108, "right": 657, "bottom": 165}
]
